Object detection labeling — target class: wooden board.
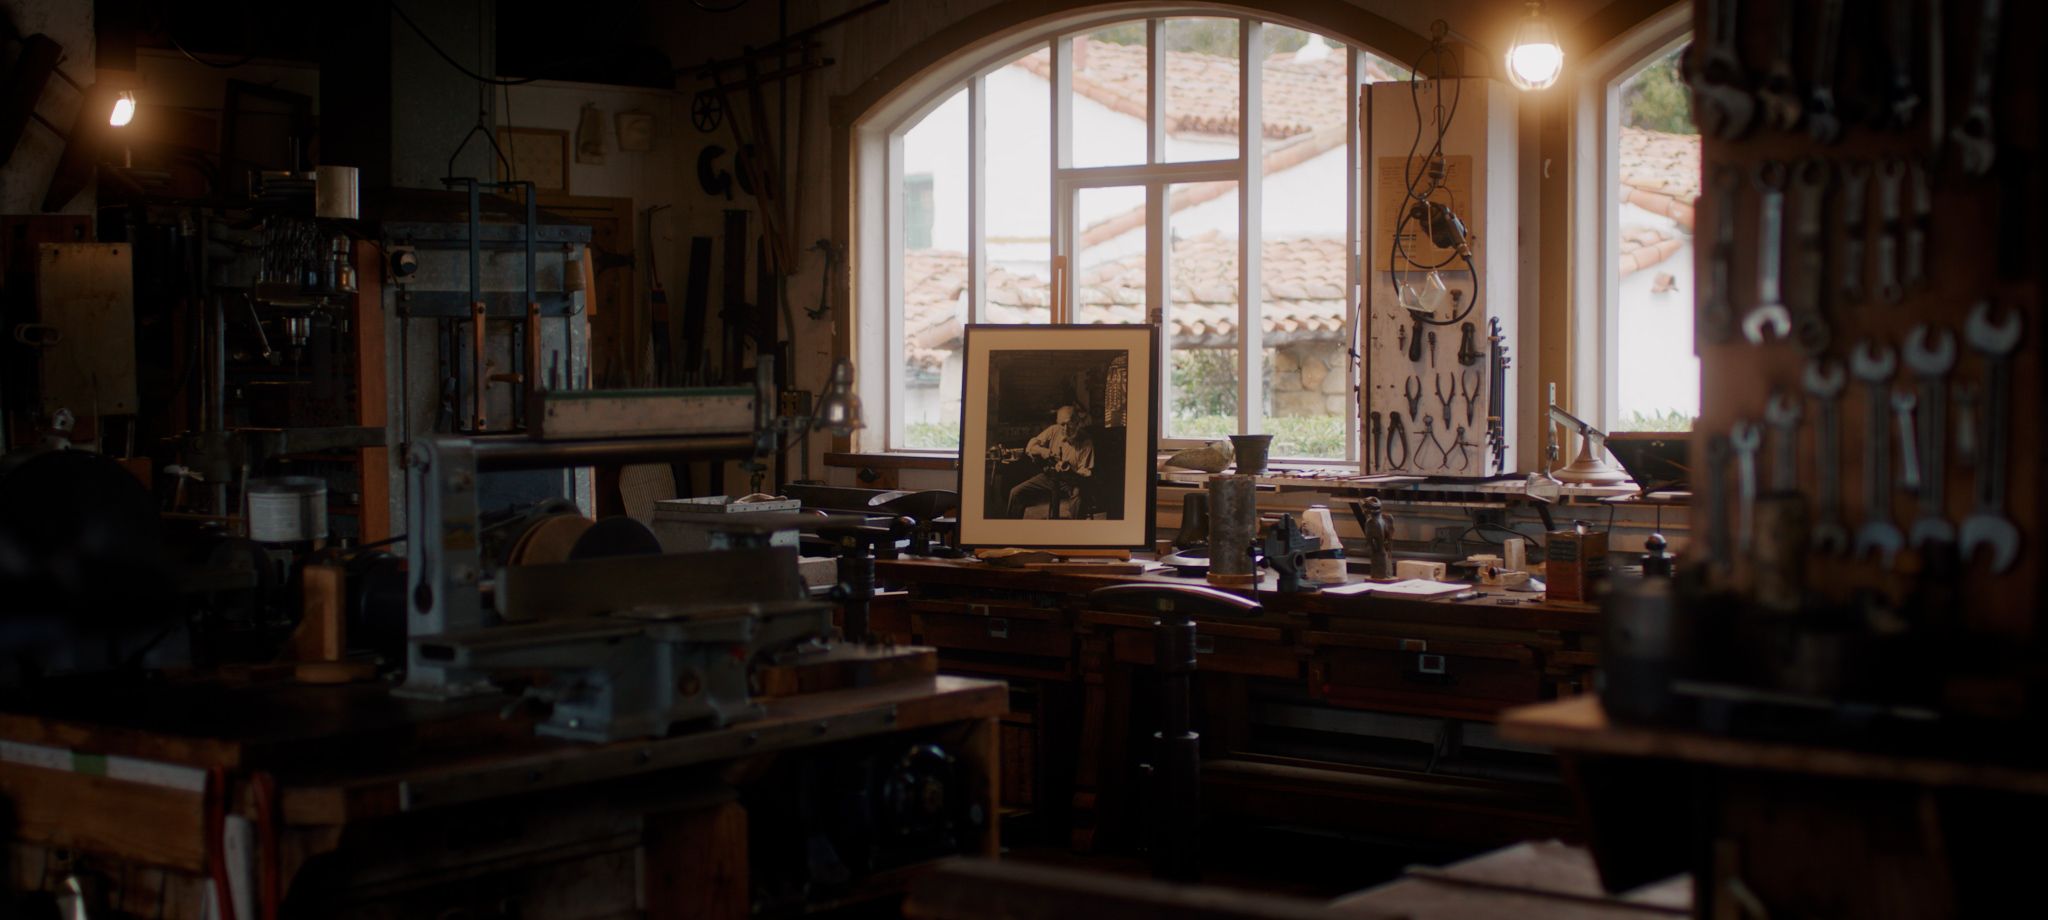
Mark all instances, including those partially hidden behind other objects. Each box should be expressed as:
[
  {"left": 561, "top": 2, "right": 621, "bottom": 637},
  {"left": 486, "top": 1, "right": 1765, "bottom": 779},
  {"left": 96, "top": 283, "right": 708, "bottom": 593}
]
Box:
[
  {"left": 34, "top": 243, "right": 137, "bottom": 415},
  {"left": 1499, "top": 697, "right": 2048, "bottom": 796},
  {"left": 0, "top": 762, "right": 207, "bottom": 871}
]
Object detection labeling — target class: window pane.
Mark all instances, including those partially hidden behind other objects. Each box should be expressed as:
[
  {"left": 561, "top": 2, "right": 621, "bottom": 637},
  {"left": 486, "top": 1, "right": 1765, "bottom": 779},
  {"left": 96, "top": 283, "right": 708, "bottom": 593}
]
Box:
[
  {"left": 988, "top": 46, "right": 1053, "bottom": 326},
  {"left": 1074, "top": 185, "right": 1147, "bottom": 325},
  {"left": 1068, "top": 24, "right": 1147, "bottom": 168},
  {"left": 900, "top": 86, "right": 968, "bottom": 450},
  {"left": 1162, "top": 18, "right": 1239, "bottom": 163},
  {"left": 1166, "top": 181, "right": 1240, "bottom": 440},
  {"left": 1259, "top": 25, "right": 1348, "bottom": 158},
  {"left": 1615, "top": 44, "right": 1700, "bottom": 431}
]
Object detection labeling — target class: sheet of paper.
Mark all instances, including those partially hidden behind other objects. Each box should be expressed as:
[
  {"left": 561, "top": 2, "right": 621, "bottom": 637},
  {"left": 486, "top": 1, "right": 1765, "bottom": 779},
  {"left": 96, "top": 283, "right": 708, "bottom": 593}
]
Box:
[{"left": 1323, "top": 579, "right": 1470, "bottom": 597}]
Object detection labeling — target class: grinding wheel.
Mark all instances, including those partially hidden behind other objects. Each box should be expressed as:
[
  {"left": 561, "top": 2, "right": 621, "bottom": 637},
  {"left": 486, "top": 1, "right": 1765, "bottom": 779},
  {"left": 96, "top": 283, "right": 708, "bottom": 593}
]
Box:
[{"left": 508, "top": 514, "right": 592, "bottom": 567}]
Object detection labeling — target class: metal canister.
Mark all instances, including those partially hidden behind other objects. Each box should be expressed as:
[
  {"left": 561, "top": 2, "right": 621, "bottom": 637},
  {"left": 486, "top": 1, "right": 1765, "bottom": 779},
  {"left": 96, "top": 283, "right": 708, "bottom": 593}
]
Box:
[
  {"left": 1205, "top": 474, "right": 1258, "bottom": 586},
  {"left": 247, "top": 476, "right": 328, "bottom": 543}
]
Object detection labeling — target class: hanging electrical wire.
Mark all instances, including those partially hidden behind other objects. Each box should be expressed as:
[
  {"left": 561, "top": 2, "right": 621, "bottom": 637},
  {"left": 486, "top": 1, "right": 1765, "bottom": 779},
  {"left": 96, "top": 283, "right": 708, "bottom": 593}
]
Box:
[
  {"left": 1386, "top": 21, "right": 1481, "bottom": 329},
  {"left": 168, "top": 32, "right": 257, "bottom": 69},
  {"left": 389, "top": 0, "right": 541, "bottom": 86}
]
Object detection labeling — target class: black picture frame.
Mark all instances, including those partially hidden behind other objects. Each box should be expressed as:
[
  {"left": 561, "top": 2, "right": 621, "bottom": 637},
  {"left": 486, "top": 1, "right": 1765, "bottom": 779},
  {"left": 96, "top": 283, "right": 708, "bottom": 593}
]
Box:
[{"left": 956, "top": 324, "right": 1159, "bottom": 549}]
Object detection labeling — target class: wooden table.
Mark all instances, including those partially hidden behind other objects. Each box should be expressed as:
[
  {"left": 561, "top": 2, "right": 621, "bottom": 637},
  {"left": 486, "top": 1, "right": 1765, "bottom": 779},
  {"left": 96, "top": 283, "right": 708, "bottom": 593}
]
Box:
[
  {"left": 0, "top": 655, "right": 1005, "bottom": 919},
  {"left": 870, "top": 558, "right": 1602, "bottom": 853},
  {"left": 1499, "top": 697, "right": 2048, "bottom": 919}
]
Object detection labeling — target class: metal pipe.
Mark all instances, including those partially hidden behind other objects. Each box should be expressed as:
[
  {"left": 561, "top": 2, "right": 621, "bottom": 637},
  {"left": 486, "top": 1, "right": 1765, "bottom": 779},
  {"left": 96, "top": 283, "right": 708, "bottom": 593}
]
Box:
[{"left": 470, "top": 434, "right": 755, "bottom": 472}]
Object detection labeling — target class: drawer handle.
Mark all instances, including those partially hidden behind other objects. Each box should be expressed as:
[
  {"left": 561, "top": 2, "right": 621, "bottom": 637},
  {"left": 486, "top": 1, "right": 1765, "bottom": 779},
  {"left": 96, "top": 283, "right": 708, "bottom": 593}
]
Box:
[
  {"left": 988, "top": 618, "right": 1009, "bottom": 639},
  {"left": 1416, "top": 653, "right": 1446, "bottom": 675},
  {"left": 1194, "top": 635, "right": 1216, "bottom": 655}
]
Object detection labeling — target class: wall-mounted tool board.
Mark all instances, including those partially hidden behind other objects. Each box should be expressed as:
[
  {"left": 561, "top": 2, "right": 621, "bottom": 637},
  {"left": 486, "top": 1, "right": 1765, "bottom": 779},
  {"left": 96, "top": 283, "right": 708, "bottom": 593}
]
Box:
[
  {"left": 1689, "top": 0, "right": 2044, "bottom": 699},
  {"left": 34, "top": 243, "right": 137, "bottom": 416},
  {"left": 1361, "top": 78, "right": 1519, "bottom": 478}
]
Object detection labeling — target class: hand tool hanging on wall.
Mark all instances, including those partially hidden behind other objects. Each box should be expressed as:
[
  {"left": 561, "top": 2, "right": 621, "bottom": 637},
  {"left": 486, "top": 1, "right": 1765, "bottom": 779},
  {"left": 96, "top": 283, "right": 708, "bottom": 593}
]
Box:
[
  {"left": 1741, "top": 161, "right": 1792, "bottom": 344},
  {"left": 646, "top": 204, "right": 674, "bottom": 386},
  {"left": 1368, "top": 411, "right": 1383, "bottom": 472},
  {"left": 1757, "top": 0, "right": 1802, "bottom": 131},
  {"left": 1456, "top": 322, "right": 1480, "bottom": 366},
  {"left": 1689, "top": 0, "right": 1756, "bottom": 139},
  {"left": 1386, "top": 413, "right": 1409, "bottom": 470},
  {"left": 1487, "top": 316, "right": 1509, "bottom": 473},
  {"left": 1764, "top": 390, "right": 1801, "bottom": 492},
  {"left": 1838, "top": 160, "right": 1871, "bottom": 304},
  {"left": 1729, "top": 421, "right": 1761, "bottom": 555},
  {"left": 721, "top": 210, "right": 750, "bottom": 383},
  {"left": 1403, "top": 375, "right": 1423, "bottom": 418},
  {"left": 684, "top": 236, "right": 712, "bottom": 384},
  {"left": 1960, "top": 300, "right": 2021, "bottom": 572},
  {"left": 1701, "top": 166, "right": 1739, "bottom": 345},
  {"left": 1850, "top": 340, "right": 1902, "bottom": 565},
  {"left": 1902, "top": 324, "right": 1955, "bottom": 548},
  {"left": 1804, "top": 359, "right": 1850, "bottom": 556},
  {"left": 1875, "top": 158, "right": 1908, "bottom": 305},
  {"left": 1880, "top": 0, "right": 1922, "bottom": 131},
  {"left": 1787, "top": 158, "right": 1831, "bottom": 355},
  {"left": 1808, "top": 0, "right": 1847, "bottom": 143},
  {"left": 1952, "top": 0, "right": 2004, "bottom": 177}
]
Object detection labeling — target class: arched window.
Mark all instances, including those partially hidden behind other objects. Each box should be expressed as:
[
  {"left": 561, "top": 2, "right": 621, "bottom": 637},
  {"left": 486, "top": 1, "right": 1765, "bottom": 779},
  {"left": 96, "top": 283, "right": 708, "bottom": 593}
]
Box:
[
  {"left": 855, "top": 11, "right": 1404, "bottom": 461},
  {"left": 1572, "top": 3, "right": 1698, "bottom": 432}
]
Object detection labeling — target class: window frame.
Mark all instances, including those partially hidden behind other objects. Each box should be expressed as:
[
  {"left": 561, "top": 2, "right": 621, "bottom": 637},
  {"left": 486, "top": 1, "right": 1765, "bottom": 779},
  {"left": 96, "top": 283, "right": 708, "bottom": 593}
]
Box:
[
  {"left": 861, "top": 10, "right": 1376, "bottom": 464},
  {"left": 1570, "top": 2, "right": 1694, "bottom": 433}
]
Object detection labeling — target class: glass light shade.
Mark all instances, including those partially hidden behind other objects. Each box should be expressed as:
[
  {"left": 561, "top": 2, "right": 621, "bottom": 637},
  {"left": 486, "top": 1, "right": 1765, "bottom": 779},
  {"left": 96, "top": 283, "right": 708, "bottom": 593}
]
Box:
[
  {"left": 814, "top": 358, "right": 865, "bottom": 436},
  {"left": 1505, "top": 14, "right": 1564, "bottom": 90},
  {"left": 109, "top": 90, "right": 136, "bottom": 127}
]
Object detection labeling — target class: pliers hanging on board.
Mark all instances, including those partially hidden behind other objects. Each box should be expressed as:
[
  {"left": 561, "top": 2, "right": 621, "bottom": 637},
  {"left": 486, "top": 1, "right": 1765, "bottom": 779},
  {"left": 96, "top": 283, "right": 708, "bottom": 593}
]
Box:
[
  {"left": 1461, "top": 369, "right": 1481, "bottom": 426},
  {"left": 1403, "top": 375, "right": 1424, "bottom": 418},
  {"left": 1435, "top": 373, "right": 1456, "bottom": 421},
  {"left": 1386, "top": 412, "right": 1410, "bottom": 470}
]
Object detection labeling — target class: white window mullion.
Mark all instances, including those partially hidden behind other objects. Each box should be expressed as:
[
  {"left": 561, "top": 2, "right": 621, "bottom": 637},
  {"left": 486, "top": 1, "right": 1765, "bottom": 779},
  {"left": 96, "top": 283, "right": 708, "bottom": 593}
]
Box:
[
  {"left": 884, "top": 132, "right": 907, "bottom": 450},
  {"left": 1146, "top": 19, "right": 1165, "bottom": 165},
  {"left": 1345, "top": 48, "right": 1362, "bottom": 467},
  {"left": 1053, "top": 36, "right": 1074, "bottom": 323},
  {"left": 969, "top": 74, "right": 987, "bottom": 324},
  {"left": 1239, "top": 19, "right": 1264, "bottom": 437}
]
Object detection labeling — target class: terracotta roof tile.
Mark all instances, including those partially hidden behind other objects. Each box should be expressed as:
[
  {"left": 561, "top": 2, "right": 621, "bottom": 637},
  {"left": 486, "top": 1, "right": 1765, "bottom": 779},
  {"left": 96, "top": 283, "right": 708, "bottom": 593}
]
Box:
[
  {"left": 1013, "top": 37, "right": 1381, "bottom": 141},
  {"left": 902, "top": 233, "right": 1348, "bottom": 368}
]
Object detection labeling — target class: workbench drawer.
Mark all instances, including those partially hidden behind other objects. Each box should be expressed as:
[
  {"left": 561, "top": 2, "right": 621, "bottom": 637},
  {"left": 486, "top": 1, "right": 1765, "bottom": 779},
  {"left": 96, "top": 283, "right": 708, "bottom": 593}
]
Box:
[
  {"left": 913, "top": 609, "right": 1075, "bottom": 659},
  {"left": 1310, "top": 645, "right": 1543, "bottom": 715},
  {"left": 1109, "top": 624, "right": 1301, "bottom": 680}
]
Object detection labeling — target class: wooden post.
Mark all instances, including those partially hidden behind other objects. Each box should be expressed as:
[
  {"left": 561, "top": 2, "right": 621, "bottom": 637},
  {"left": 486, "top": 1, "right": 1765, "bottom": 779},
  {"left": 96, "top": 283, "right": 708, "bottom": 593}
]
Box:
[{"left": 645, "top": 801, "right": 748, "bottom": 920}]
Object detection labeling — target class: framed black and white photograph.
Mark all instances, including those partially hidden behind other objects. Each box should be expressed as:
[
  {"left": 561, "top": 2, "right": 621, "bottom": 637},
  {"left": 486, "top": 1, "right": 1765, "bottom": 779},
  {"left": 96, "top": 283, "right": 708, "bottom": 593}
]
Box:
[{"left": 958, "top": 324, "right": 1157, "bottom": 549}]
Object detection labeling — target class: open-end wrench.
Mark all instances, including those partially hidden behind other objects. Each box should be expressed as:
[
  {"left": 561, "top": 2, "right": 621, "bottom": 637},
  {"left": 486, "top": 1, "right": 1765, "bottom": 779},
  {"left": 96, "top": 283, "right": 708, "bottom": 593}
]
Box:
[
  {"left": 1730, "top": 422, "right": 1762, "bottom": 556},
  {"left": 1903, "top": 324, "right": 1957, "bottom": 547},
  {"left": 1742, "top": 162, "right": 1792, "bottom": 344},
  {"left": 1875, "top": 159, "right": 1907, "bottom": 305},
  {"left": 1787, "top": 158, "right": 1832, "bottom": 355},
  {"left": 1960, "top": 301, "right": 2022, "bottom": 571},
  {"left": 1764, "top": 390, "right": 1802, "bottom": 492},
  {"left": 1926, "top": 0, "right": 1947, "bottom": 159},
  {"left": 1952, "top": 381, "right": 1979, "bottom": 468},
  {"left": 1757, "top": 1, "right": 1802, "bottom": 130},
  {"left": 1881, "top": 0, "right": 1921, "bottom": 131},
  {"left": 1851, "top": 340, "right": 1903, "bottom": 565},
  {"left": 1705, "top": 435, "right": 1734, "bottom": 572},
  {"left": 1838, "top": 161, "right": 1870, "bottom": 305},
  {"left": 1952, "top": 0, "right": 2004, "bottom": 177},
  {"left": 1892, "top": 390, "right": 1921, "bottom": 494},
  {"left": 1701, "top": 166, "right": 1741, "bottom": 345},
  {"left": 1690, "top": 0, "right": 1756, "bottom": 139},
  {"left": 1808, "top": 0, "right": 1847, "bottom": 144},
  {"left": 1804, "top": 359, "right": 1851, "bottom": 555},
  {"left": 1905, "top": 160, "right": 1932, "bottom": 291}
]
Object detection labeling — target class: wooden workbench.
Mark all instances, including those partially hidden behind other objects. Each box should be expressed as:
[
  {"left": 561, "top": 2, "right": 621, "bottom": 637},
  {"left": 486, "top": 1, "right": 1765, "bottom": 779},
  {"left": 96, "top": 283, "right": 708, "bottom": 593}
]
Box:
[
  {"left": 0, "top": 656, "right": 1005, "bottom": 919},
  {"left": 869, "top": 558, "right": 1600, "bottom": 854},
  {"left": 1499, "top": 697, "right": 2048, "bottom": 918}
]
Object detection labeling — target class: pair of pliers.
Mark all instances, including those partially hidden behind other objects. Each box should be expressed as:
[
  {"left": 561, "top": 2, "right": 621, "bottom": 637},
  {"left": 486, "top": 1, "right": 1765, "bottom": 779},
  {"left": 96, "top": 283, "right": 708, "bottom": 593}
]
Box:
[
  {"left": 1386, "top": 412, "right": 1409, "bottom": 470},
  {"left": 1460, "top": 369, "right": 1482, "bottom": 426},
  {"left": 1435, "top": 373, "right": 1456, "bottom": 420},
  {"left": 1403, "top": 375, "right": 1423, "bottom": 418}
]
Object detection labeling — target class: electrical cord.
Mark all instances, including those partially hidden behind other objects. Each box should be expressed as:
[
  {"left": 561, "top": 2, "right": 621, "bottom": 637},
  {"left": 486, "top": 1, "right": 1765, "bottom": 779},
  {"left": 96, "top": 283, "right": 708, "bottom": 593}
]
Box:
[
  {"left": 1386, "top": 27, "right": 1481, "bottom": 329},
  {"left": 389, "top": 0, "right": 541, "bottom": 86}
]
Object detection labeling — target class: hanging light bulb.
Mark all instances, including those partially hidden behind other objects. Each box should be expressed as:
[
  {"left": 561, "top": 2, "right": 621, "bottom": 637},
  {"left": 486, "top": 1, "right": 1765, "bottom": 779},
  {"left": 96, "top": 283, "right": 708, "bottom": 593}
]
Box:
[
  {"left": 1504, "top": 0, "right": 1564, "bottom": 91},
  {"left": 109, "top": 90, "right": 137, "bottom": 127}
]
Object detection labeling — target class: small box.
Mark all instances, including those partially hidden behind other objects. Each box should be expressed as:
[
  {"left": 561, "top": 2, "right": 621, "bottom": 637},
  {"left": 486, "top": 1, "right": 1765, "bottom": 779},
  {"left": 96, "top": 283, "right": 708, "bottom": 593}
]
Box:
[
  {"left": 1395, "top": 560, "right": 1448, "bottom": 581},
  {"left": 1545, "top": 527, "right": 1609, "bottom": 603}
]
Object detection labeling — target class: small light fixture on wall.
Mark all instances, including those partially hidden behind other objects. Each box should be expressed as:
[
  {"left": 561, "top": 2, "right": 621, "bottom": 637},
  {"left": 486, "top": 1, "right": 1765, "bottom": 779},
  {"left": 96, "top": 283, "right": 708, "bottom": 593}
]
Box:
[
  {"left": 109, "top": 90, "right": 137, "bottom": 127},
  {"left": 1504, "top": 0, "right": 1564, "bottom": 91}
]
